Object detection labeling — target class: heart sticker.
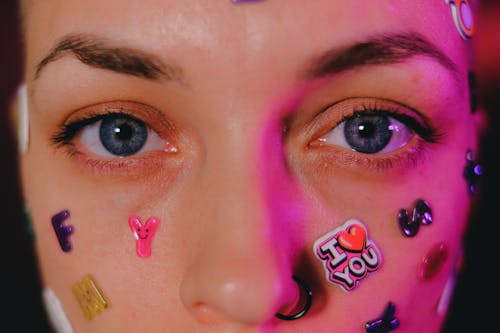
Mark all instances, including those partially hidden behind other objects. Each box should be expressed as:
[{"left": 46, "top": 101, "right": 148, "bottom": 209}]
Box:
[
  {"left": 313, "top": 219, "right": 382, "bottom": 291},
  {"left": 338, "top": 224, "right": 366, "bottom": 252}
]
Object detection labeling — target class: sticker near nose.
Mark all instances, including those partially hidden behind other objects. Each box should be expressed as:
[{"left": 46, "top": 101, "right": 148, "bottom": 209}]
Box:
[{"left": 314, "top": 219, "right": 382, "bottom": 292}]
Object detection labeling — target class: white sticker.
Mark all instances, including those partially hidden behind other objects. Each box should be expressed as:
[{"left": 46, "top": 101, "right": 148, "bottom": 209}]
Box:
[
  {"left": 42, "top": 287, "right": 74, "bottom": 333},
  {"left": 16, "top": 83, "right": 29, "bottom": 154}
]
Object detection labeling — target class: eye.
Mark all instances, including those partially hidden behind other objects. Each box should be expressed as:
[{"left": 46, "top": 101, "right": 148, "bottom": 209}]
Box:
[
  {"left": 79, "top": 113, "right": 166, "bottom": 157},
  {"left": 310, "top": 99, "right": 440, "bottom": 157},
  {"left": 319, "top": 112, "right": 413, "bottom": 154},
  {"left": 53, "top": 110, "right": 175, "bottom": 158}
]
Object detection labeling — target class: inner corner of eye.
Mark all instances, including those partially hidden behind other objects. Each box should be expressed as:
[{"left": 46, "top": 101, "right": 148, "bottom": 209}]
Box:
[{"left": 309, "top": 123, "right": 344, "bottom": 148}]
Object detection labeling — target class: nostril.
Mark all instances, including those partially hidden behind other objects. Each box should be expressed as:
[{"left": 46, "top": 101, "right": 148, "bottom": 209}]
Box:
[
  {"left": 275, "top": 275, "right": 313, "bottom": 321},
  {"left": 189, "top": 302, "right": 227, "bottom": 325}
]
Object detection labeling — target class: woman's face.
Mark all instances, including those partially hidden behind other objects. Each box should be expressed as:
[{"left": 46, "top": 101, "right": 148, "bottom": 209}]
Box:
[{"left": 20, "top": 0, "right": 482, "bottom": 332}]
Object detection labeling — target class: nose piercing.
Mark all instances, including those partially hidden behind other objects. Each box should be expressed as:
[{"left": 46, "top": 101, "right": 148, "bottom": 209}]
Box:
[{"left": 275, "top": 275, "right": 312, "bottom": 320}]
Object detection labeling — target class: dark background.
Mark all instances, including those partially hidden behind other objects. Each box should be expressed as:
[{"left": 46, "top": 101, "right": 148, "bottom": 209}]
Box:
[{"left": 1, "top": 1, "right": 498, "bottom": 331}]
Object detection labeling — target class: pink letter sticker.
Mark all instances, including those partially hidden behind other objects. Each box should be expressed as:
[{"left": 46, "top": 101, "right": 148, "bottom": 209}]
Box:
[
  {"left": 128, "top": 216, "right": 159, "bottom": 258},
  {"left": 313, "top": 219, "right": 382, "bottom": 292}
]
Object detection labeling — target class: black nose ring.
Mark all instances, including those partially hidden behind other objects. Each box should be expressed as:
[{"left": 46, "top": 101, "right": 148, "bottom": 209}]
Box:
[{"left": 275, "top": 275, "right": 313, "bottom": 320}]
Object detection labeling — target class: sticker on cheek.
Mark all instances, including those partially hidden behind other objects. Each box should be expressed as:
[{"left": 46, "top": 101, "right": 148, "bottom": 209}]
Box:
[
  {"left": 42, "top": 287, "right": 74, "bottom": 333},
  {"left": 463, "top": 149, "right": 483, "bottom": 195},
  {"left": 72, "top": 274, "right": 110, "bottom": 320},
  {"left": 51, "top": 210, "right": 74, "bottom": 252},
  {"left": 445, "top": 0, "right": 475, "bottom": 39},
  {"left": 397, "top": 199, "right": 432, "bottom": 238},
  {"left": 365, "top": 301, "right": 400, "bottom": 333},
  {"left": 128, "top": 216, "right": 160, "bottom": 258},
  {"left": 418, "top": 242, "right": 449, "bottom": 281},
  {"left": 16, "top": 83, "right": 29, "bottom": 154},
  {"left": 437, "top": 249, "right": 464, "bottom": 315},
  {"left": 313, "top": 219, "right": 382, "bottom": 292}
]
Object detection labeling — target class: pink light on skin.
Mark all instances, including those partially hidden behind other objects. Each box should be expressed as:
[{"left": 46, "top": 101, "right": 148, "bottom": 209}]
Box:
[
  {"left": 257, "top": 89, "right": 308, "bottom": 249},
  {"left": 128, "top": 216, "right": 160, "bottom": 258},
  {"left": 253, "top": 90, "right": 309, "bottom": 310}
]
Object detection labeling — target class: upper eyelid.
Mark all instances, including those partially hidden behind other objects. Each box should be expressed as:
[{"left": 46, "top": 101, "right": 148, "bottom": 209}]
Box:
[
  {"left": 342, "top": 109, "right": 440, "bottom": 143},
  {"left": 52, "top": 101, "right": 179, "bottom": 142},
  {"left": 51, "top": 112, "right": 135, "bottom": 145},
  {"left": 301, "top": 97, "right": 441, "bottom": 143}
]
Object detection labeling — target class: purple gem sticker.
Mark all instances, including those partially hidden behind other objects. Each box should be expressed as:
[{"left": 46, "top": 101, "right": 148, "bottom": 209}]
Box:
[{"left": 365, "top": 301, "right": 400, "bottom": 333}]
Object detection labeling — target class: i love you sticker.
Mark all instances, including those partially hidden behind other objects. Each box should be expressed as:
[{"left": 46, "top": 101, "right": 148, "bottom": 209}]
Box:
[{"left": 313, "top": 219, "right": 382, "bottom": 292}]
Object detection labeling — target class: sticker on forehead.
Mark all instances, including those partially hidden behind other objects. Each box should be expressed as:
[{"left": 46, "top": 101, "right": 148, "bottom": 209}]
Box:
[
  {"left": 313, "top": 219, "right": 382, "bottom": 292},
  {"left": 231, "top": 0, "right": 265, "bottom": 3},
  {"left": 445, "top": 0, "right": 475, "bottom": 39}
]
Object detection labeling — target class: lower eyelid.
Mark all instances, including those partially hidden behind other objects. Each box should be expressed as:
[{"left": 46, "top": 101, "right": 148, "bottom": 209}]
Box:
[
  {"left": 307, "top": 135, "right": 429, "bottom": 173},
  {"left": 68, "top": 150, "right": 172, "bottom": 177}
]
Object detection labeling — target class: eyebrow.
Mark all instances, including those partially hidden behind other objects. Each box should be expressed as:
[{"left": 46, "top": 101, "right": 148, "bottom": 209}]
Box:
[
  {"left": 303, "top": 32, "right": 459, "bottom": 80},
  {"left": 35, "top": 33, "right": 184, "bottom": 82},
  {"left": 36, "top": 32, "right": 458, "bottom": 85}
]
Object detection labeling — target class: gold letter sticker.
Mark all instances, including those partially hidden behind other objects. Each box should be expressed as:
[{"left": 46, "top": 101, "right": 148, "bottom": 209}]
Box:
[{"left": 72, "top": 274, "right": 110, "bottom": 320}]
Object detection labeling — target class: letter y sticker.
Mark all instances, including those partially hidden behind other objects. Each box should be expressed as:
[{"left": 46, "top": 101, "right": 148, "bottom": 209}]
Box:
[{"left": 129, "top": 216, "right": 159, "bottom": 258}]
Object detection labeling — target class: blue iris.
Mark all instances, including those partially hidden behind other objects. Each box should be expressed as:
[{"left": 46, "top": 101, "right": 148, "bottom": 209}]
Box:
[
  {"left": 99, "top": 114, "right": 148, "bottom": 156},
  {"left": 344, "top": 114, "right": 392, "bottom": 153}
]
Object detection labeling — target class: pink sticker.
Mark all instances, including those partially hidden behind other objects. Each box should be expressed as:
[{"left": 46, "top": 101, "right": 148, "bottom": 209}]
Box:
[
  {"left": 128, "top": 216, "right": 159, "bottom": 258},
  {"left": 418, "top": 242, "right": 449, "bottom": 281},
  {"left": 445, "top": 0, "right": 475, "bottom": 39},
  {"left": 313, "top": 219, "right": 382, "bottom": 292}
]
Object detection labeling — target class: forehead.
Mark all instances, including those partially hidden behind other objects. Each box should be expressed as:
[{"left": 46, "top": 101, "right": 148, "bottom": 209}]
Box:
[{"left": 23, "top": 0, "right": 470, "bottom": 81}]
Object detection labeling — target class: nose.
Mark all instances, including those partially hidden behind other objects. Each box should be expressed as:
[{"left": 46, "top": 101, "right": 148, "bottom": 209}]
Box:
[{"left": 179, "top": 121, "right": 303, "bottom": 325}]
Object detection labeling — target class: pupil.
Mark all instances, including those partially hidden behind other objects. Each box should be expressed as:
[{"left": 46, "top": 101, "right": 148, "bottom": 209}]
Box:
[
  {"left": 115, "top": 123, "right": 133, "bottom": 141},
  {"left": 358, "top": 123, "right": 375, "bottom": 138}
]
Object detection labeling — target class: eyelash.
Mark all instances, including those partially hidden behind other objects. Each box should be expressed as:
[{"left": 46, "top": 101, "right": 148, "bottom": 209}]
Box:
[
  {"left": 53, "top": 112, "right": 111, "bottom": 148},
  {"left": 340, "top": 107, "right": 439, "bottom": 142},
  {"left": 306, "top": 99, "right": 443, "bottom": 171}
]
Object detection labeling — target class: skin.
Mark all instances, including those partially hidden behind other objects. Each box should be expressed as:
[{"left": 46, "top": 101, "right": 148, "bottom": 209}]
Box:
[{"left": 20, "top": 0, "right": 483, "bottom": 332}]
